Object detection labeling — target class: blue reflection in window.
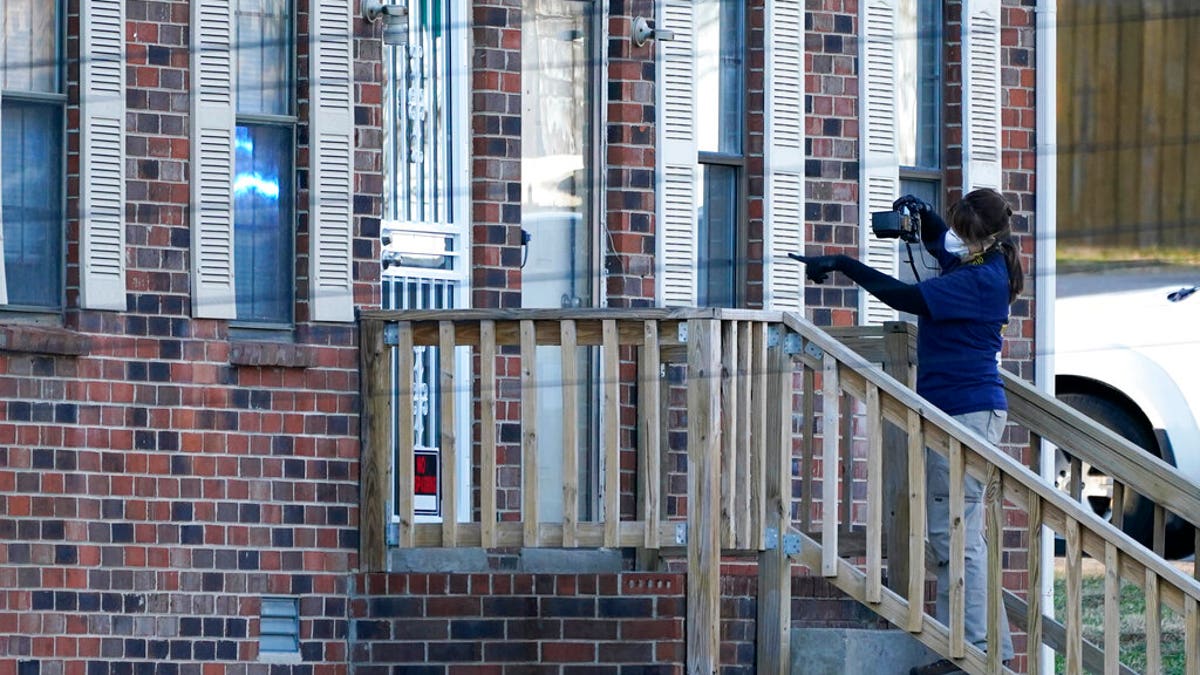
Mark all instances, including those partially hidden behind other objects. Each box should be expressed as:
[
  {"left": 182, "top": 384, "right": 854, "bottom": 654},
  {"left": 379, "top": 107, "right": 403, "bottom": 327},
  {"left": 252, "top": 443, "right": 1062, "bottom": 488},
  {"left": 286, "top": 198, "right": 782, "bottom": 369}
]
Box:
[
  {"left": 234, "top": 124, "right": 293, "bottom": 322},
  {"left": 2, "top": 100, "right": 63, "bottom": 308}
]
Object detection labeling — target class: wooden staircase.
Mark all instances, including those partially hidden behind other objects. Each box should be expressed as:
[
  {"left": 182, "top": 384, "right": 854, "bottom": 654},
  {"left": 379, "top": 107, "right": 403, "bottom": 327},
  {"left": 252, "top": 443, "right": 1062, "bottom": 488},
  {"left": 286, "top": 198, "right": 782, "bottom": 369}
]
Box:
[{"left": 359, "top": 308, "right": 1200, "bottom": 674}]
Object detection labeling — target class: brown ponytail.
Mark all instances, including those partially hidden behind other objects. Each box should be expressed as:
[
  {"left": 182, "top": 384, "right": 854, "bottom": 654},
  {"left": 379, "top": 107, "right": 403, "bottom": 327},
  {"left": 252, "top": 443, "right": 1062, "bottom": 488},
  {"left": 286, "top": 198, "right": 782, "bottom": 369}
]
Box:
[{"left": 949, "top": 188, "right": 1024, "bottom": 304}]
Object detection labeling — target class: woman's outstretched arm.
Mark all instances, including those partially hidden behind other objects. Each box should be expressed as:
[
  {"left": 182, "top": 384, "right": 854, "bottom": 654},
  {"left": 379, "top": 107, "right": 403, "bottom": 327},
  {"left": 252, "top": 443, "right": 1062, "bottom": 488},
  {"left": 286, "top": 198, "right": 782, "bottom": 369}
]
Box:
[{"left": 789, "top": 253, "right": 930, "bottom": 315}]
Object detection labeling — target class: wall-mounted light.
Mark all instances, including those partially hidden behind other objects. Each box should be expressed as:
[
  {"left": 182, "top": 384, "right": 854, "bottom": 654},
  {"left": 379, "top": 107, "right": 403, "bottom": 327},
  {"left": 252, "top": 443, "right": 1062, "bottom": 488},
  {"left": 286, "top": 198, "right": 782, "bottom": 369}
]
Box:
[
  {"left": 363, "top": 0, "right": 409, "bottom": 46},
  {"left": 631, "top": 16, "right": 675, "bottom": 48}
]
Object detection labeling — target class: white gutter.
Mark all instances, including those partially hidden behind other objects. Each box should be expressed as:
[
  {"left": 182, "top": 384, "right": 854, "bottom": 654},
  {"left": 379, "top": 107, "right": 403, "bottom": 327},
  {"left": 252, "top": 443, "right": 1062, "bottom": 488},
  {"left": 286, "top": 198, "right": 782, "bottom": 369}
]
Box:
[{"left": 1035, "top": 1, "right": 1058, "bottom": 673}]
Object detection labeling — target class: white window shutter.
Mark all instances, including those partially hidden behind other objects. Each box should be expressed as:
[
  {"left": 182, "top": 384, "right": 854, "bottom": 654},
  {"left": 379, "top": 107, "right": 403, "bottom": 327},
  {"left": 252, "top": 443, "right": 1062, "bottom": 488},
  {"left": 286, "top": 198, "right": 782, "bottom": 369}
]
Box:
[
  {"left": 309, "top": 0, "right": 355, "bottom": 322},
  {"left": 858, "top": 0, "right": 900, "bottom": 325},
  {"left": 80, "top": 0, "right": 127, "bottom": 311},
  {"left": 764, "top": 0, "right": 805, "bottom": 311},
  {"left": 190, "top": 0, "right": 237, "bottom": 319},
  {"left": 963, "top": 0, "right": 1002, "bottom": 191},
  {"left": 656, "top": 0, "right": 697, "bottom": 308}
]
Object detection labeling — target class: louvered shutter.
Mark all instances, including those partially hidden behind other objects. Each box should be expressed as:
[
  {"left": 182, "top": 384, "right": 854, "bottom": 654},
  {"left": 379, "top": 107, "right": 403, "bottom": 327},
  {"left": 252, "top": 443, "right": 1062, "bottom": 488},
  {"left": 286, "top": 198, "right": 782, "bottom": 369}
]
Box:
[
  {"left": 764, "top": 0, "right": 804, "bottom": 311},
  {"left": 656, "top": 0, "right": 697, "bottom": 307},
  {"left": 309, "top": 0, "right": 355, "bottom": 322},
  {"left": 80, "top": 0, "right": 127, "bottom": 310},
  {"left": 859, "top": 0, "right": 900, "bottom": 324},
  {"left": 963, "top": 0, "right": 1002, "bottom": 191},
  {"left": 190, "top": 0, "right": 237, "bottom": 318}
]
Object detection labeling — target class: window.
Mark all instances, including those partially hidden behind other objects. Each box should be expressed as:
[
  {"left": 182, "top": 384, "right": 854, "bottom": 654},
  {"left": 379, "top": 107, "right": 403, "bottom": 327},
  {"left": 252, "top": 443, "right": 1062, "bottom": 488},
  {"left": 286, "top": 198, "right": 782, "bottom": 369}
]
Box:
[
  {"left": 1, "top": 0, "right": 64, "bottom": 309},
  {"left": 520, "top": 0, "right": 600, "bottom": 523},
  {"left": 897, "top": 0, "right": 942, "bottom": 177},
  {"left": 896, "top": 0, "right": 942, "bottom": 285},
  {"left": 695, "top": 0, "right": 744, "bottom": 308},
  {"left": 234, "top": 0, "right": 294, "bottom": 324}
]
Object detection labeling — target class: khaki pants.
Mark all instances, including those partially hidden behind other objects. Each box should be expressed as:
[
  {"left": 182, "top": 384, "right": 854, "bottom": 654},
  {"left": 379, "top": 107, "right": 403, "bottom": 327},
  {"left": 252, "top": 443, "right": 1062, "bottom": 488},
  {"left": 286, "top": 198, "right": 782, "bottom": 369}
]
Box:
[{"left": 926, "top": 409, "right": 1014, "bottom": 661}]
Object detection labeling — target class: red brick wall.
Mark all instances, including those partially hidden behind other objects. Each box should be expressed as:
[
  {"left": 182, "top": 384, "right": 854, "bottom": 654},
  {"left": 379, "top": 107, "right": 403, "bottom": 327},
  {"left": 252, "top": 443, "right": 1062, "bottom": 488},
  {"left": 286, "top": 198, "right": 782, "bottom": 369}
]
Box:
[
  {"left": 802, "top": 1, "right": 861, "bottom": 328},
  {"left": 471, "top": 0, "right": 524, "bottom": 312},
  {"left": 352, "top": 572, "right": 686, "bottom": 671},
  {"left": 349, "top": 571, "right": 889, "bottom": 672},
  {"left": 0, "top": 0, "right": 1045, "bottom": 672},
  {"left": 604, "top": 0, "right": 657, "bottom": 310},
  {"left": 0, "top": 2, "right": 378, "bottom": 670},
  {"left": 468, "top": 0, "right": 524, "bottom": 525}
]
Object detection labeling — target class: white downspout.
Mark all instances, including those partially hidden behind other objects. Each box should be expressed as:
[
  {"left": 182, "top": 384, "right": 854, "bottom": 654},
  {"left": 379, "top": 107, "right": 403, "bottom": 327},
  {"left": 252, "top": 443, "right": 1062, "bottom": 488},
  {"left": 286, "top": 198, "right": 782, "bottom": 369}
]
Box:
[{"left": 1035, "top": 2, "right": 1058, "bottom": 673}]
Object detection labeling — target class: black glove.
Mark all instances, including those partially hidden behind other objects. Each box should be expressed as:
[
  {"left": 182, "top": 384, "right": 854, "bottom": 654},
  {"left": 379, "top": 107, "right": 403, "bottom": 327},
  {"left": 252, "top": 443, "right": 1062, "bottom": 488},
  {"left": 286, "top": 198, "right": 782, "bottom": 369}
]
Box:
[
  {"left": 787, "top": 253, "right": 843, "bottom": 284},
  {"left": 892, "top": 194, "right": 932, "bottom": 216}
]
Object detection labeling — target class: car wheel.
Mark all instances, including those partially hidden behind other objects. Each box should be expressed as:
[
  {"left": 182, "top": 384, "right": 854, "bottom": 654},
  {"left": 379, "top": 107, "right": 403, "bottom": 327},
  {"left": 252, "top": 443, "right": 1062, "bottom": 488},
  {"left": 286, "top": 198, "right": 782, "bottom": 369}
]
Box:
[{"left": 1057, "top": 392, "right": 1192, "bottom": 558}]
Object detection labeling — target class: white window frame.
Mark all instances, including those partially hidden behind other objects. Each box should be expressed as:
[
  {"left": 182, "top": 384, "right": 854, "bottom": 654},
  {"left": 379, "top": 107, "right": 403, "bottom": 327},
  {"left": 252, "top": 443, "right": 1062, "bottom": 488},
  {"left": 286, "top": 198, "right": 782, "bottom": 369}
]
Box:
[{"left": 234, "top": 0, "right": 297, "bottom": 327}]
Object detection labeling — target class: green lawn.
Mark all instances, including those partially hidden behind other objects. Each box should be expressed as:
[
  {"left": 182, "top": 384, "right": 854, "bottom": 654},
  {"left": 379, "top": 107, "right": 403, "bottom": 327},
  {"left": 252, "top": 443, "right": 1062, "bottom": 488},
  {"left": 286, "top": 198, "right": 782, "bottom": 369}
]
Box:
[
  {"left": 1052, "top": 569, "right": 1186, "bottom": 673},
  {"left": 1058, "top": 245, "right": 1200, "bottom": 272}
]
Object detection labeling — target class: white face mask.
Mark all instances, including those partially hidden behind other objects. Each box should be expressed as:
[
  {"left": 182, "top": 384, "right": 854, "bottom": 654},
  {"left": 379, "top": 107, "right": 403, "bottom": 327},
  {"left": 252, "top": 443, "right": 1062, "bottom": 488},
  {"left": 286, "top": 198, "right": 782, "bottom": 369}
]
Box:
[{"left": 944, "top": 229, "right": 971, "bottom": 258}]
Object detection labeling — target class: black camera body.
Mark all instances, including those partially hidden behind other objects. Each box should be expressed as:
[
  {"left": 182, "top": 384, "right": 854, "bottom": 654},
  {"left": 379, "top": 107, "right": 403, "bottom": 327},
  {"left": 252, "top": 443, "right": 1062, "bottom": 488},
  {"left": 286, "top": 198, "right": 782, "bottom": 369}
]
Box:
[{"left": 871, "top": 209, "right": 920, "bottom": 244}]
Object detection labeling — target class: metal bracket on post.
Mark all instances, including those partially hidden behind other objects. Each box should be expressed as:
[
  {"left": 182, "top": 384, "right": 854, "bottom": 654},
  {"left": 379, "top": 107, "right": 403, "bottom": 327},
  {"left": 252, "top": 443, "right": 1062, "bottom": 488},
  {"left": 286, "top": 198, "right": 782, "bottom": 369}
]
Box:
[
  {"left": 764, "top": 526, "right": 779, "bottom": 550},
  {"left": 766, "top": 325, "right": 783, "bottom": 348},
  {"left": 804, "top": 341, "right": 824, "bottom": 360},
  {"left": 782, "top": 533, "right": 801, "bottom": 557},
  {"left": 674, "top": 523, "right": 688, "bottom": 545},
  {"left": 383, "top": 322, "right": 399, "bottom": 346},
  {"left": 763, "top": 527, "right": 801, "bottom": 556},
  {"left": 768, "top": 327, "right": 804, "bottom": 357},
  {"left": 782, "top": 333, "right": 803, "bottom": 356},
  {"left": 385, "top": 501, "right": 399, "bottom": 545},
  {"left": 677, "top": 323, "right": 688, "bottom": 343}
]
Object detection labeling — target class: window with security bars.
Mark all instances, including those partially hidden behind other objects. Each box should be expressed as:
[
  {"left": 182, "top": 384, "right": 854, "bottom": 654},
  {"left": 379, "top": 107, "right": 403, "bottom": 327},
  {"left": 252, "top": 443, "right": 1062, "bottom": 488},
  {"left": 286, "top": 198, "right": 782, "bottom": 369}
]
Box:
[{"left": 381, "top": 0, "right": 470, "bottom": 525}]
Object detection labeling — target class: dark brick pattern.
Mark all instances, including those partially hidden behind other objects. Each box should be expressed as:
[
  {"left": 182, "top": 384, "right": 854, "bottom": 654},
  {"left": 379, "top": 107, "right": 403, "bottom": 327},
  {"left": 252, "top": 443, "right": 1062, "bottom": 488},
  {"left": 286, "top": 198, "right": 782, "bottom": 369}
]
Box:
[
  {"left": 0, "top": 0, "right": 374, "bottom": 671},
  {"left": 353, "top": 572, "right": 687, "bottom": 672},
  {"left": 603, "top": 0, "right": 657, "bottom": 310}
]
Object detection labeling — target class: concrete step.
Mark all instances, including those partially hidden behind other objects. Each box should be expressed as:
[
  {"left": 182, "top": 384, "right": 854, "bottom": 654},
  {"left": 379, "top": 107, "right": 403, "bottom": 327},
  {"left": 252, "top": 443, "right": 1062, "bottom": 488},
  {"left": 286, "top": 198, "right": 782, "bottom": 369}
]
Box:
[{"left": 790, "top": 627, "right": 942, "bottom": 675}]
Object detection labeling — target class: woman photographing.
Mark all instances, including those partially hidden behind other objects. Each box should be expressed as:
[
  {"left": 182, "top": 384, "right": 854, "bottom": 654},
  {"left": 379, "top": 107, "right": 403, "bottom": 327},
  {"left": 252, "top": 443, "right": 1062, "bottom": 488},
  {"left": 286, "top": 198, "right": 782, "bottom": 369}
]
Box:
[{"left": 792, "top": 187, "right": 1023, "bottom": 674}]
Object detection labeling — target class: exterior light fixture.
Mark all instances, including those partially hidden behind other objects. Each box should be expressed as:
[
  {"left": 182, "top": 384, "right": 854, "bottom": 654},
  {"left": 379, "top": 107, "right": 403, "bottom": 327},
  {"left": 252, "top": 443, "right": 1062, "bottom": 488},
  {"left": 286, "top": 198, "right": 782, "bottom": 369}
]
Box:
[
  {"left": 631, "top": 16, "right": 675, "bottom": 48},
  {"left": 363, "top": 1, "right": 409, "bottom": 46}
]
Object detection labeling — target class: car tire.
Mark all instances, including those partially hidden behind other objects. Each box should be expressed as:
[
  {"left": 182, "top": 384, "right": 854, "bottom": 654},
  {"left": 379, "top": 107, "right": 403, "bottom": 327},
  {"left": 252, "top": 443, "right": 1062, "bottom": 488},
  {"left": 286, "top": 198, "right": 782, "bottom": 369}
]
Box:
[{"left": 1058, "top": 392, "right": 1192, "bottom": 558}]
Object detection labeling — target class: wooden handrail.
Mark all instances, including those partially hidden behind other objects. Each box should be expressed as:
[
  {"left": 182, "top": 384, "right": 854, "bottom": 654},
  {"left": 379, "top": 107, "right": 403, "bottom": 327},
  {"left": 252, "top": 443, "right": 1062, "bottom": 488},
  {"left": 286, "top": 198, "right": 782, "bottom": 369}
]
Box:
[
  {"left": 360, "top": 309, "right": 1200, "bottom": 675},
  {"left": 1002, "top": 369, "right": 1200, "bottom": 525}
]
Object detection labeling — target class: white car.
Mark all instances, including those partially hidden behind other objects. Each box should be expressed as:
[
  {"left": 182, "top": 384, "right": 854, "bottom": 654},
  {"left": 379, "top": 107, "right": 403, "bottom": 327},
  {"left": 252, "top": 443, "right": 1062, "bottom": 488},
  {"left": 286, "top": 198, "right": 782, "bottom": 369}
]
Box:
[{"left": 1055, "top": 281, "right": 1200, "bottom": 557}]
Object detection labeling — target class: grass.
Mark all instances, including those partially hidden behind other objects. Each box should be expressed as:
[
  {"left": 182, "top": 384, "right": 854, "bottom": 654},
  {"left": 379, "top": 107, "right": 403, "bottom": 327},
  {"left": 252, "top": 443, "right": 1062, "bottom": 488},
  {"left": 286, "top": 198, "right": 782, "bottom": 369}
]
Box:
[
  {"left": 1057, "top": 245, "right": 1200, "bottom": 272},
  {"left": 1051, "top": 563, "right": 1187, "bottom": 673}
]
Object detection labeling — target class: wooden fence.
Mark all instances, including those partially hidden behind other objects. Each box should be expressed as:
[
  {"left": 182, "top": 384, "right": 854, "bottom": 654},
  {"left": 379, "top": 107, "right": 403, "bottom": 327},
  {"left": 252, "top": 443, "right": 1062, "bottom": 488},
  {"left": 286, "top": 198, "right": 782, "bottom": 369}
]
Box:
[{"left": 1058, "top": 0, "right": 1200, "bottom": 249}]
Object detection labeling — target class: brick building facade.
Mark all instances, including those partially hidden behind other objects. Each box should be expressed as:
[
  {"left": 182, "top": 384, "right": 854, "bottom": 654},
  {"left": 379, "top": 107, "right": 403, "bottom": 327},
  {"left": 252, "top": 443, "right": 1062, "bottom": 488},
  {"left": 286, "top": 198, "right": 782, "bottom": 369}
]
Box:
[{"left": 0, "top": 0, "right": 1044, "bottom": 672}]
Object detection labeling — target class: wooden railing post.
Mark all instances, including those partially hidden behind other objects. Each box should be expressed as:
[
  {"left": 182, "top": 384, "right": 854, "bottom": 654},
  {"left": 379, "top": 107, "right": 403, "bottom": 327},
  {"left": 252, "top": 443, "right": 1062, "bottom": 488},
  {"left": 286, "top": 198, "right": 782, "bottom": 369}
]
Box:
[
  {"left": 636, "top": 320, "right": 662, "bottom": 565},
  {"left": 687, "top": 318, "right": 721, "bottom": 675},
  {"left": 883, "top": 322, "right": 915, "bottom": 594},
  {"left": 756, "top": 332, "right": 793, "bottom": 673},
  {"left": 359, "top": 318, "right": 392, "bottom": 570}
]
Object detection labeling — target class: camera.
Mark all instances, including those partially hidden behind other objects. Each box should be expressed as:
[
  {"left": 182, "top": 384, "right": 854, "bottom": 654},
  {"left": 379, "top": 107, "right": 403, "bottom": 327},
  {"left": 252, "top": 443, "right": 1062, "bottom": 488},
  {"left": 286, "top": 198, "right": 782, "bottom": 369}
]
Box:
[{"left": 871, "top": 208, "right": 920, "bottom": 244}]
